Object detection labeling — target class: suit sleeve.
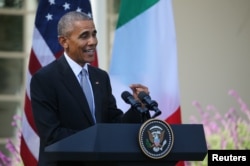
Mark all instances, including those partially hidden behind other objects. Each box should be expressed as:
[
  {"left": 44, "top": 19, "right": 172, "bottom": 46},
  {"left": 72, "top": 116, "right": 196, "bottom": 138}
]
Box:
[{"left": 30, "top": 72, "right": 77, "bottom": 146}]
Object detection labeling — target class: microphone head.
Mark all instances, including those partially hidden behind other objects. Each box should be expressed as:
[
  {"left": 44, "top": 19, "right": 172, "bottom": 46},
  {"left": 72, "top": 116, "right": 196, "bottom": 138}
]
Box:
[
  {"left": 121, "top": 91, "right": 132, "bottom": 103},
  {"left": 138, "top": 91, "right": 158, "bottom": 108},
  {"left": 138, "top": 91, "right": 150, "bottom": 101}
]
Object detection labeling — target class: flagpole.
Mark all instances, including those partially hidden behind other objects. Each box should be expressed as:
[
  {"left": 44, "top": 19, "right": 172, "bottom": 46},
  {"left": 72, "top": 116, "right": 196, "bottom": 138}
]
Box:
[{"left": 90, "top": 0, "right": 109, "bottom": 70}]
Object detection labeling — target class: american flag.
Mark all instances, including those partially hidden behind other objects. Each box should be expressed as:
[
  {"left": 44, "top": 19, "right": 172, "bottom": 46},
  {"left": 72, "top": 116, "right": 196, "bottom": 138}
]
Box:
[{"left": 20, "top": 0, "right": 97, "bottom": 165}]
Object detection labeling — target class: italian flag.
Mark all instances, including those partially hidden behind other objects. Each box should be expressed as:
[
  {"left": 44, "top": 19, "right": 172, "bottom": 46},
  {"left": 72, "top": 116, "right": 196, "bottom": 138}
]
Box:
[{"left": 109, "top": 0, "right": 182, "bottom": 124}]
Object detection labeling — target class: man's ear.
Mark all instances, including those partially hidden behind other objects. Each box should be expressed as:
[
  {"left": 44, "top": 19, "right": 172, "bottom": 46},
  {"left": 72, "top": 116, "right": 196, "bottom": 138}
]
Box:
[{"left": 58, "top": 36, "right": 68, "bottom": 48}]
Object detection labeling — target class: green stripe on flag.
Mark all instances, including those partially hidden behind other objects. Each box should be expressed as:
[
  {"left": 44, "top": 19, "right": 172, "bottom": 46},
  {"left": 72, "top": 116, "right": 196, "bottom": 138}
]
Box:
[{"left": 116, "top": 0, "right": 159, "bottom": 29}]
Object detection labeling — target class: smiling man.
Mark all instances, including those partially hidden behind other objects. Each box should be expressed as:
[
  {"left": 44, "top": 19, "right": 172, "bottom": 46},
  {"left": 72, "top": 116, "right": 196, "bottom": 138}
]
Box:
[{"left": 30, "top": 11, "right": 150, "bottom": 166}]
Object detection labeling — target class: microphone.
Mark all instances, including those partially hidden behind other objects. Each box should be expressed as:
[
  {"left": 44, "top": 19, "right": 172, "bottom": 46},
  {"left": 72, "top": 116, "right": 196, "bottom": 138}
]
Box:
[
  {"left": 138, "top": 91, "right": 162, "bottom": 118},
  {"left": 121, "top": 91, "right": 146, "bottom": 114}
]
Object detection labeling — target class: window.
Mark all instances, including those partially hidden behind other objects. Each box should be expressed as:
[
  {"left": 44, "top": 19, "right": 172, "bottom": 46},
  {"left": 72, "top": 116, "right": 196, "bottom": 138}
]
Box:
[{"left": 0, "top": 0, "right": 36, "bottom": 156}]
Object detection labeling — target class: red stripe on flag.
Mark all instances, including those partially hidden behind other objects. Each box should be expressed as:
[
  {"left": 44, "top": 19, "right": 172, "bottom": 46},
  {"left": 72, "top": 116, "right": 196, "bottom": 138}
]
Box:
[
  {"left": 20, "top": 136, "right": 38, "bottom": 166},
  {"left": 29, "top": 49, "right": 42, "bottom": 75},
  {"left": 54, "top": 50, "right": 64, "bottom": 59},
  {"left": 176, "top": 161, "right": 185, "bottom": 166},
  {"left": 165, "top": 106, "right": 182, "bottom": 124},
  {"left": 165, "top": 106, "right": 183, "bottom": 166},
  {"left": 90, "top": 51, "right": 98, "bottom": 67},
  {"left": 24, "top": 94, "right": 38, "bottom": 134}
]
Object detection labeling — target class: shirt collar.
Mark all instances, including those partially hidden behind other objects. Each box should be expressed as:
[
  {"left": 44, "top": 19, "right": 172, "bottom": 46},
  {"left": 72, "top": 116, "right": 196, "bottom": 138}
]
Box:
[{"left": 64, "top": 52, "right": 89, "bottom": 77}]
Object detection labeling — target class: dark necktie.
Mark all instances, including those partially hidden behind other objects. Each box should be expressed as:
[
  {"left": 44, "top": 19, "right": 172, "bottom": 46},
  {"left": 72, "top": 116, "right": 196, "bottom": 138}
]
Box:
[{"left": 81, "top": 69, "right": 96, "bottom": 123}]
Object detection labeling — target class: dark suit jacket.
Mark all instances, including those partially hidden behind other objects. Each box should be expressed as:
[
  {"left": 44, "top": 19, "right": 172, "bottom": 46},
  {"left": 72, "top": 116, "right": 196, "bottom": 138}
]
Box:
[{"left": 31, "top": 55, "right": 142, "bottom": 166}]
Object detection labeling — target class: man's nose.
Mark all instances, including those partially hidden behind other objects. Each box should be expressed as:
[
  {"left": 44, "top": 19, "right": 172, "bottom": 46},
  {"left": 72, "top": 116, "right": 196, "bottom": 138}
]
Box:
[{"left": 88, "top": 36, "right": 97, "bottom": 45}]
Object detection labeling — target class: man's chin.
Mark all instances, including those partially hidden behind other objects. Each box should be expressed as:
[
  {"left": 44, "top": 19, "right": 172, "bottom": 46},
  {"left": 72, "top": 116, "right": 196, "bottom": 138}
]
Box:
[{"left": 87, "top": 57, "right": 95, "bottom": 64}]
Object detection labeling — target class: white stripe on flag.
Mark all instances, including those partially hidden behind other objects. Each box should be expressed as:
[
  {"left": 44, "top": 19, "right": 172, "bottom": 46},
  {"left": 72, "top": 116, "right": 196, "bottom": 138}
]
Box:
[
  {"left": 26, "top": 71, "right": 32, "bottom": 99},
  {"left": 33, "top": 27, "right": 56, "bottom": 66},
  {"left": 22, "top": 114, "right": 39, "bottom": 160}
]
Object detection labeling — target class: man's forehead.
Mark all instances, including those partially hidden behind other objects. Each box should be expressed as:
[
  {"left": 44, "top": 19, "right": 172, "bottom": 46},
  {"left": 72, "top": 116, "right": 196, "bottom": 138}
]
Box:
[{"left": 74, "top": 20, "right": 95, "bottom": 29}]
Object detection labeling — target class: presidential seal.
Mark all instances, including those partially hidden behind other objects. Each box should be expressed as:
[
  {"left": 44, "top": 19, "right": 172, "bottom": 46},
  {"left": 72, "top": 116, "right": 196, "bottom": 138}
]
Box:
[{"left": 138, "top": 119, "right": 174, "bottom": 159}]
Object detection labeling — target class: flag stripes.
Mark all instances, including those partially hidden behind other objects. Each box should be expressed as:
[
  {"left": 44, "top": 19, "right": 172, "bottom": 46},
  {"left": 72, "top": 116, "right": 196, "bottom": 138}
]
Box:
[{"left": 20, "top": 1, "right": 95, "bottom": 165}]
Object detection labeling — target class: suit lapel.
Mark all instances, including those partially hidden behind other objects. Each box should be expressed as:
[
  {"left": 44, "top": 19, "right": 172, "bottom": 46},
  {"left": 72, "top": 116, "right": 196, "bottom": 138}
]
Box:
[{"left": 57, "top": 56, "right": 95, "bottom": 124}]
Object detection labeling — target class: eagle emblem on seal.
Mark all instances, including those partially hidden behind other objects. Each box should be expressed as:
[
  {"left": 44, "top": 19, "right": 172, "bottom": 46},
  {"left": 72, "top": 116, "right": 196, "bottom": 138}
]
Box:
[
  {"left": 147, "top": 126, "right": 167, "bottom": 152},
  {"left": 139, "top": 119, "right": 174, "bottom": 159}
]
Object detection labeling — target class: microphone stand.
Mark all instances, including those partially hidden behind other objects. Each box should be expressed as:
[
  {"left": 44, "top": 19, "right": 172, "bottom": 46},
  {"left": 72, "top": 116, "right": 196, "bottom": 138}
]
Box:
[
  {"left": 138, "top": 106, "right": 162, "bottom": 123},
  {"left": 151, "top": 109, "right": 162, "bottom": 118},
  {"left": 140, "top": 107, "right": 151, "bottom": 123}
]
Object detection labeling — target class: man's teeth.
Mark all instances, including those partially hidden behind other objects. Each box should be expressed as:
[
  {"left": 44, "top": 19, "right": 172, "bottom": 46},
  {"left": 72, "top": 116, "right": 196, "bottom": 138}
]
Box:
[{"left": 85, "top": 50, "right": 94, "bottom": 53}]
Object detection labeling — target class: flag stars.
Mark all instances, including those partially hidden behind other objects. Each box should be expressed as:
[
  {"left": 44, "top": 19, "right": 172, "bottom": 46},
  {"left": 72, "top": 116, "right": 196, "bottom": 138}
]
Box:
[
  {"left": 76, "top": 7, "right": 82, "bottom": 12},
  {"left": 87, "top": 12, "right": 92, "bottom": 18},
  {"left": 46, "top": 13, "right": 53, "bottom": 21},
  {"left": 48, "top": 0, "right": 55, "bottom": 5},
  {"left": 63, "top": 2, "right": 70, "bottom": 10}
]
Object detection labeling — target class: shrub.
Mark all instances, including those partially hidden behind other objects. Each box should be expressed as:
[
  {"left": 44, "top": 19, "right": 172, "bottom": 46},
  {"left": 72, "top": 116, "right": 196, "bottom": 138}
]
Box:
[{"left": 186, "top": 89, "right": 250, "bottom": 166}]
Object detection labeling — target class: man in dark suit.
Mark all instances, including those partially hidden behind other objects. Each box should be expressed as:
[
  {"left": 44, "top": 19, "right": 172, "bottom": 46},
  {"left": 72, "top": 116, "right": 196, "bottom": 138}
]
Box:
[{"left": 31, "top": 11, "right": 149, "bottom": 166}]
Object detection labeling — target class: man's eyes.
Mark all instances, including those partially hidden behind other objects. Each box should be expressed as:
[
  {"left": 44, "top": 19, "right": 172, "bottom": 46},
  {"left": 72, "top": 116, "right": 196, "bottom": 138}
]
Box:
[{"left": 80, "top": 33, "right": 96, "bottom": 39}]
